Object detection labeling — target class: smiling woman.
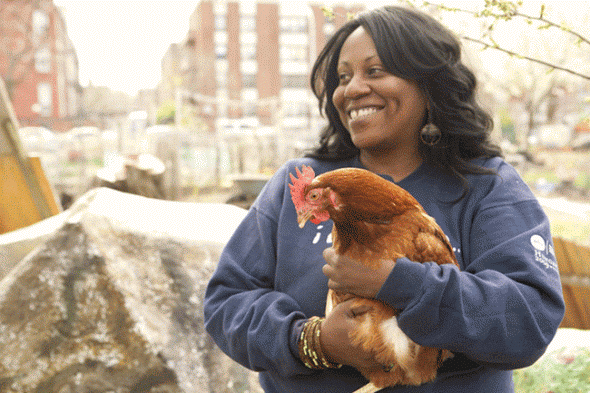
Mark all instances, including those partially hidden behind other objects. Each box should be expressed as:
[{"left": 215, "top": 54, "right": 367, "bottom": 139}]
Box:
[{"left": 203, "top": 5, "right": 564, "bottom": 393}]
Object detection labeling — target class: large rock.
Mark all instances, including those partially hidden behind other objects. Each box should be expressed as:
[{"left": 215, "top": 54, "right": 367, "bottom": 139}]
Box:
[{"left": 0, "top": 188, "right": 262, "bottom": 392}]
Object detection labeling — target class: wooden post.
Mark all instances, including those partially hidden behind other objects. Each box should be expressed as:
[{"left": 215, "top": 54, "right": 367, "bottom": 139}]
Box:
[{"left": 0, "top": 77, "right": 58, "bottom": 233}]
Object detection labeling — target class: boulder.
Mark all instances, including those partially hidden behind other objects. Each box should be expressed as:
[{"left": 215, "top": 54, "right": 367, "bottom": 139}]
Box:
[{"left": 0, "top": 188, "right": 262, "bottom": 393}]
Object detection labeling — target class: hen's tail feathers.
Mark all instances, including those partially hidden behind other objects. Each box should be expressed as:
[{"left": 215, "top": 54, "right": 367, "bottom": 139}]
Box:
[{"left": 353, "top": 383, "right": 382, "bottom": 393}]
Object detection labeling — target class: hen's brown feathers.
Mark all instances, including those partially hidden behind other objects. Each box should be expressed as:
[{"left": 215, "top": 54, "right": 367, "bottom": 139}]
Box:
[
  {"left": 311, "top": 168, "right": 457, "bottom": 268},
  {"left": 311, "top": 168, "right": 420, "bottom": 222},
  {"left": 290, "top": 166, "right": 459, "bottom": 388}
]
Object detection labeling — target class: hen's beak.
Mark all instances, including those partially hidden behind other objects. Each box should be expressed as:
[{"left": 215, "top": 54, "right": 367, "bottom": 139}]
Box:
[{"left": 297, "top": 210, "right": 314, "bottom": 228}]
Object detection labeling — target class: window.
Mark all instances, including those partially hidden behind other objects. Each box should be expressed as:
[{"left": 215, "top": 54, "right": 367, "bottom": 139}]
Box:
[
  {"left": 215, "top": 14, "right": 227, "bottom": 30},
  {"left": 214, "top": 31, "right": 228, "bottom": 45},
  {"left": 241, "top": 32, "right": 257, "bottom": 45},
  {"left": 279, "top": 17, "right": 307, "bottom": 33},
  {"left": 216, "top": 60, "right": 228, "bottom": 87},
  {"left": 281, "top": 99, "right": 311, "bottom": 117},
  {"left": 35, "top": 46, "right": 51, "bottom": 73},
  {"left": 215, "top": 45, "right": 227, "bottom": 59},
  {"left": 281, "top": 75, "right": 308, "bottom": 88},
  {"left": 242, "top": 89, "right": 258, "bottom": 117},
  {"left": 279, "top": 33, "right": 308, "bottom": 46},
  {"left": 280, "top": 62, "right": 308, "bottom": 75},
  {"left": 66, "top": 55, "right": 77, "bottom": 81},
  {"left": 242, "top": 74, "right": 256, "bottom": 88},
  {"left": 240, "top": 15, "right": 256, "bottom": 32},
  {"left": 241, "top": 60, "right": 257, "bottom": 75},
  {"left": 323, "top": 22, "right": 336, "bottom": 39},
  {"left": 37, "top": 82, "right": 52, "bottom": 116},
  {"left": 214, "top": 31, "right": 228, "bottom": 60},
  {"left": 68, "top": 86, "right": 78, "bottom": 116},
  {"left": 241, "top": 42, "right": 256, "bottom": 61},
  {"left": 280, "top": 45, "right": 308, "bottom": 62},
  {"left": 32, "top": 10, "right": 49, "bottom": 43}
]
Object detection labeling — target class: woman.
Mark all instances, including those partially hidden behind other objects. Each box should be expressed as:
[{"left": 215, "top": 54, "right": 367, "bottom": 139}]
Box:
[{"left": 204, "top": 5, "right": 564, "bottom": 392}]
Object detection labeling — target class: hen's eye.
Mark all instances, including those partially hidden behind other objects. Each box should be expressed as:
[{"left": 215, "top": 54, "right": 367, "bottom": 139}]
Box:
[{"left": 308, "top": 190, "right": 320, "bottom": 201}]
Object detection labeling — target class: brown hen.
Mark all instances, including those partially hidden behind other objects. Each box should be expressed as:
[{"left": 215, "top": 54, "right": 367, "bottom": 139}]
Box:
[{"left": 289, "top": 165, "right": 459, "bottom": 391}]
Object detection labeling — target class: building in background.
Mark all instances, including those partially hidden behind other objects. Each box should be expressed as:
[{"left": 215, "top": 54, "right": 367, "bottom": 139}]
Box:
[
  {"left": 158, "top": 1, "right": 364, "bottom": 151},
  {"left": 0, "top": 0, "right": 81, "bottom": 132}
]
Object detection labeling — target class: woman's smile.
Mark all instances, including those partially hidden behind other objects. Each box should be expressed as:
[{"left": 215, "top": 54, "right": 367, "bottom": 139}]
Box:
[{"left": 348, "top": 106, "right": 379, "bottom": 121}]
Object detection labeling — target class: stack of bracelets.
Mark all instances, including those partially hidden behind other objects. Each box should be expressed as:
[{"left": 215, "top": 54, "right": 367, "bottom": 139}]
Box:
[{"left": 298, "top": 316, "right": 343, "bottom": 370}]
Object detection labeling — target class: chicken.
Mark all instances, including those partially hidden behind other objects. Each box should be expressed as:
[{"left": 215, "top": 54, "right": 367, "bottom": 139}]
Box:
[{"left": 289, "top": 165, "right": 459, "bottom": 391}]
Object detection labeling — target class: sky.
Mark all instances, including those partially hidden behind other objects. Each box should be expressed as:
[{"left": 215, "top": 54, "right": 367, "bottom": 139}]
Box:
[
  {"left": 53, "top": 1, "right": 588, "bottom": 97},
  {"left": 54, "top": 0, "right": 200, "bottom": 96}
]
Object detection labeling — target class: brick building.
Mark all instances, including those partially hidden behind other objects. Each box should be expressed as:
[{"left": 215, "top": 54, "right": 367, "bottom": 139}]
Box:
[
  {"left": 159, "top": 1, "right": 363, "bottom": 148},
  {"left": 0, "top": 0, "right": 81, "bottom": 131}
]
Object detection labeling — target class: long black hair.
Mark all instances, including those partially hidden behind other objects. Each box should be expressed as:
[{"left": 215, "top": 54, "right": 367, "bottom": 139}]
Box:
[{"left": 307, "top": 5, "right": 502, "bottom": 194}]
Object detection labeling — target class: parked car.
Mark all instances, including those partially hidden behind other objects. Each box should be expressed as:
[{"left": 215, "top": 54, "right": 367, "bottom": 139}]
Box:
[
  {"left": 64, "top": 126, "right": 103, "bottom": 163},
  {"left": 17, "top": 126, "right": 63, "bottom": 184},
  {"left": 18, "top": 126, "right": 60, "bottom": 154}
]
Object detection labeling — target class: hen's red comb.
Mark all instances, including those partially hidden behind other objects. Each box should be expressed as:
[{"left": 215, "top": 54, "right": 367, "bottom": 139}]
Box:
[{"left": 288, "top": 165, "right": 315, "bottom": 210}]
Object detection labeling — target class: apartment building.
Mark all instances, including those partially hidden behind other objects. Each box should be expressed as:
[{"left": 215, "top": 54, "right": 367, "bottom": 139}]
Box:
[
  {"left": 162, "top": 1, "right": 364, "bottom": 149},
  {"left": 0, "top": 0, "right": 81, "bottom": 131}
]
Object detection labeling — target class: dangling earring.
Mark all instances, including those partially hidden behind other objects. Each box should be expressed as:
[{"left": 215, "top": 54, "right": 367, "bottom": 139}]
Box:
[{"left": 420, "top": 110, "right": 441, "bottom": 146}]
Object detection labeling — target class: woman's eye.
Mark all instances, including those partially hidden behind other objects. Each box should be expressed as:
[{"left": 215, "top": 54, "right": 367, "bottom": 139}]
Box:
[
  {"left": 337, "top": 73, "right": 350, "bottom": 84},
  {"left": 368, "top": 67, "right": 383, "bottom": 76}
]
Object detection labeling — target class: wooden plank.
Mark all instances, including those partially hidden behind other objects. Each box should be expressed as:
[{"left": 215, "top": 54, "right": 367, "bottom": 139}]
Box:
[
  {"left": 560, "top": 275, "right": 590, "bottom": 288},
  {"left": 566, "top": 240, "right": 590, "bottom": 276},
  {"left": 554, "top": 237, "right": 590, "bottom": 329},
  {"left": 562, "top": 287, "right": 590, "bottom": 329},
  {"left": 0, "top": 155, "right": 60, "bottom": 234},
  {"left": 560, "top": 287, "right": 581, "bottom": 329},
  {"left": 1, "top": 77, "right": 54, "bottom": 222},
  {"left": 554, "top": 237, "right": 574, "bottom": 275},
  {"left": 30, "top": 156, "right": 60, "bottom": 216}
]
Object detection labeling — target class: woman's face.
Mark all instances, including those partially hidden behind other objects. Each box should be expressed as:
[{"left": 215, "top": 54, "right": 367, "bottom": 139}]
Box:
[{"left": 332, "top": 27, "right": 427, "bottom": 154}]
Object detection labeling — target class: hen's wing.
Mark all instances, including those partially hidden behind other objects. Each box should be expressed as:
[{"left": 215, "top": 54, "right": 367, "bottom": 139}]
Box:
[
  {"left": 412, "top": 229, "right": 457, "bottom": 266},
  {"left": 398, "top": 210, "right": 458, "bottom": 268}
]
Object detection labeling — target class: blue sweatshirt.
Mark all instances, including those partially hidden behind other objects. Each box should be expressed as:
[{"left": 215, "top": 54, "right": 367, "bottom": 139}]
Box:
[{"left": 204, "top": 156, "right": 564, "bottom": 393}]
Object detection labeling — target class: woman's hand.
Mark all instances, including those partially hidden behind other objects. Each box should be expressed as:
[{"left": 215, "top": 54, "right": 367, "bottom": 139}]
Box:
[
  {"left": 319, "top": 299, "right": 381, "bottom": 370},
  {"left": 322, "top": 247, "right": 395, "bottom": 298}
]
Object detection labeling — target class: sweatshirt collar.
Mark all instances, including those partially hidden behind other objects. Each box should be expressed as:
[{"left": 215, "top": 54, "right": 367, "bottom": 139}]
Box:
[{"left": 350, "top": 155, "right": 428, "bottom": 186}]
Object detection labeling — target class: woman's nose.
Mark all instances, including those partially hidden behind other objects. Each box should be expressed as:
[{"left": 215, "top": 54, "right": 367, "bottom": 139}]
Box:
[{"left": 344, "top": 74, "right": 371, "bottom": 98}]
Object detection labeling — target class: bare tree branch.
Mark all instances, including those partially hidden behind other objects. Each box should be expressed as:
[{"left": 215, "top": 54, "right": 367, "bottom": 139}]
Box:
[
  {"left": 512, "top": 10, "right": 590, "bottom": 46},
  {"left": 462, "top": 36, "right": 590, "bottom": 81},
  {"left": 420, "top": 1, "right": 590, "bottom": 81},
  {"left": 428, "top": 3, "right": 590, "bottom": 46},
  {"left": 325, "top": 1, "right": 590, "bottom": 81}
]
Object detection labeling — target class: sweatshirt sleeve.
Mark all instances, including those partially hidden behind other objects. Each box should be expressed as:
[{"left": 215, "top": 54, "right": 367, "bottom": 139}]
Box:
[
  {"left": 203, "top": 168, "right": 312, "bottom": 378},
  {"left": 375, "top": 169, "right": 565, "bottom": 370}
]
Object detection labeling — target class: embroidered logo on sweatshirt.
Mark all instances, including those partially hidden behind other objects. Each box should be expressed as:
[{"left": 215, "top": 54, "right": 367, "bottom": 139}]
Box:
[{"left": 531, "top": 235, "right": 558, "bottom": 271}]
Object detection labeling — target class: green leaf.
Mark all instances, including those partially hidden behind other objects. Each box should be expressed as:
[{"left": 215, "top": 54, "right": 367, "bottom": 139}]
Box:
[{"left": 321, "top": 6, "right": 335, "bottom": 20}]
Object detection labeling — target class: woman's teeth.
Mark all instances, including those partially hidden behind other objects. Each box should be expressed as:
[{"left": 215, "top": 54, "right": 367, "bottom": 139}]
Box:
[{"left": 349, "top": 107, "right": 378, "bottom": 120}]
